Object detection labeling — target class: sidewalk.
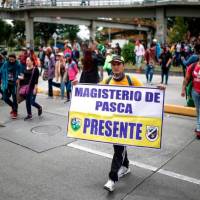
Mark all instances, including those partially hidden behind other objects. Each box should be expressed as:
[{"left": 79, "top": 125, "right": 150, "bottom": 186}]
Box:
[{"left": 37, "top": 72, "right": 196, "bottom": 117}]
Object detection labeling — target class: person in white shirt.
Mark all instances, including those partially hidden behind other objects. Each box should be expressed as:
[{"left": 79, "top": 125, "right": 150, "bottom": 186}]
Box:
[{"left": 134, "top": 40, "right": 145, "bottom": 72}]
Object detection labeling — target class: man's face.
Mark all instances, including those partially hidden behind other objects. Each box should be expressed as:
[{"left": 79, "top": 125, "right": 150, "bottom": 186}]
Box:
[
  {"left": 111, "top": 61, "right": 124, "bottom": 74},
  {"left": 8, "top": 57, "right": 16, "bottom": 64}
]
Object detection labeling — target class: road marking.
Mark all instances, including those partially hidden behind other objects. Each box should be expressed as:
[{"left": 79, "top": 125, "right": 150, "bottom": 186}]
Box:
[{"left": 68, "top": 143, "right": 200, "bottom": 185}]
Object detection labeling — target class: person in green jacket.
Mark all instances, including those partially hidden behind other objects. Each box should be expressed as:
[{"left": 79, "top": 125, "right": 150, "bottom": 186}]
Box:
[{"left": 103, "top": 49, "right": 113, "bottom": 76}]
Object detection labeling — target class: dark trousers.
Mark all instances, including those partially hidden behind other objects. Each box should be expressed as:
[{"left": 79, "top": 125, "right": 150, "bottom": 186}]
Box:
[
  {"left": 48, "top": 79, "right": 62, "bottom": 97},
  {"left": 26, "top": 93, "right": 41, "bottom": 116},
  {"left": 3, "top": 84, "right": 18, "bottom": 112},
  {"left": 161, "top": 67, "right": 170, "bottom": 84},
  {"left": 109, "top": 145, "right": 129, "bottom": 182}
]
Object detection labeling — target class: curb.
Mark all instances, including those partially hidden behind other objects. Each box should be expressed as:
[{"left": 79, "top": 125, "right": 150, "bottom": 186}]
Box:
[
  {"left": 164, "top": 104, "right": 196, "bottom": 117},
  {"left": 38, "top": 87, "right": 196, "bottom": 117}
]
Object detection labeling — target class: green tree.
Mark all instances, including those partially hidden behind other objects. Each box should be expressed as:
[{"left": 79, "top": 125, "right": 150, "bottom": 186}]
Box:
[
  {"left": 34, "top": 23, "right": 57, "bottom": 46},
  {"left": 0, "top": 19, "right": 13, "bottom": 46},
  {"left": 57, "top": 24, "right": 80, "bottom": 43},
  {"left": 168, "top": 17, "right": 188, "bottom": 43},
  {"left": 122, "top": 42, "right": 135, "bottom": 64}
]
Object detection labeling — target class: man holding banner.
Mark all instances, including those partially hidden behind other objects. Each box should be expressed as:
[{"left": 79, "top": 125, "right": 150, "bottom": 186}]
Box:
[
  {"left": 68, "top": 55, "right": 165, "bottom": 192},
  {"left": 101, "top": 56, "right": 143, "bottom": 192}
]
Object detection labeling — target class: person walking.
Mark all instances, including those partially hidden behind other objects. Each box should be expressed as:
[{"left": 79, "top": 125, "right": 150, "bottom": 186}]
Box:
[
  {"left": 144, "top": 44, "right": 156, "bottom": 84},
  {"left": 65, "top": 53, "right": 78, "bottom": 102},
  {"left": 80, "top": 48, "right": 99, "bottom": 84},
  {"left": 134, "top": 40, "right": 145, "bottom": 72},
  {"left": 0, "top": 53, "right": 22, "bottom": 119},
  {"left": 181, "top": 56, "right": 200, "bottom": 138},
  {"left": 159, "top": 45, "right": 172, "bottom": 85},
  {"left": 19, "top": 57, "right": 42, "bottom": 120},
  {"left": 44, "top": 47, "right": 56, "bottom": 97},
  {"left": 55, "top": 52, "right": 66, "bottom": 99},
  {"left": 102, "top": 55, "right": 143, "bottom": 192},
  {"left": 103, "top": 49, "right": 113, "bottom": 76}
]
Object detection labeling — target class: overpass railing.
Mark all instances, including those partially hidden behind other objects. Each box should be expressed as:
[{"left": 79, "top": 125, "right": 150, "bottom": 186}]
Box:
[{"left": 3, "top": 0, "right": 200, "bottom": 9}]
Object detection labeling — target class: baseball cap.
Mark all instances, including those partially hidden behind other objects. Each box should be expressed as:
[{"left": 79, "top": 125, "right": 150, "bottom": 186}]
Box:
[{"left": 109, "top": 55, "right": 124, "bottom": 64}]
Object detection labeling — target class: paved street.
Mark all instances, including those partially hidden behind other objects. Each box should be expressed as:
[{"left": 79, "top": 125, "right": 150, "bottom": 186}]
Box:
[{"left": 0, "top": 73, "right": 199, "bottom": 200}]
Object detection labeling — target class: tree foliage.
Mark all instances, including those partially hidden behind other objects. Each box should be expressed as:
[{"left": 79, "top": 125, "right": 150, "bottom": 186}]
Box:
[
  {"left": 34, "top": 23, "right": 57, "bottom": 45},
  {"left": 168, "top": 17, "right": 188, "bottom": 43},
  {"left": 0, "top": 19, "right": 12, "bottom": 45},
  {"left": 122, "top": 42, "right": 135, "bottom": 64},
  {"left": 57, "top": 24, "right": 80, "bottom": 43}
]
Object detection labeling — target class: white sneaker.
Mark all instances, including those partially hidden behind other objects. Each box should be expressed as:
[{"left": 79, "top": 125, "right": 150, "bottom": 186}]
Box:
[
  {"left": 118, "top": 166, "right": 131, "bottom": 178},
  {"left": 104, "top": 179, "right": 115, "bottom": 192}
]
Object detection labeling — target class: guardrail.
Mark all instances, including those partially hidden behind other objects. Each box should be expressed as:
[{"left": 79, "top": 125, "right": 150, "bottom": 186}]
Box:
[{"left": 2, "top": 0, "right": 200, "bottom": 9}]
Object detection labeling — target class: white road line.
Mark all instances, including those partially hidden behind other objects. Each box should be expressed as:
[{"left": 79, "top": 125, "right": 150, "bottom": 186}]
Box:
[
  {"left": 68, "top": 143, "right": 200, "bottom": 185},
  {"left": 158, "top": 169, "right": 200, "bottom": 185},
  {"left": 68, "top": 143, "right": 158, "bottom": 172}
]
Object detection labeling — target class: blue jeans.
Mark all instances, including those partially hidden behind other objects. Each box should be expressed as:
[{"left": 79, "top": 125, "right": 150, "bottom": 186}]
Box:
[
  {"left": 145, "top": 65, "right": 154, "bottom": 83},
  {"left": 192, "top": 89, "right": 200, "bottom": 131},
  {"left": 26, "top": 93, "right": 41, "bottom": 116},
  {"left": 135, "top": 55, "right": 142, "bottom": 69}
]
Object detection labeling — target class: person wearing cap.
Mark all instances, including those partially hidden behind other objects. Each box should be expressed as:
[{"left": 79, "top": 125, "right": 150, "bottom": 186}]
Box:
[
  {"left": 101, "top": 55, "right": 165, "bottom": 192},
  {"left": 0, "top": 53, "right": 22, "bottom": 119},
  {"left": 64, "top": 41, "right": 72, "bottom": 57},
  {"left": 101, "top": 55, "right": 143, "bottom": 192}
]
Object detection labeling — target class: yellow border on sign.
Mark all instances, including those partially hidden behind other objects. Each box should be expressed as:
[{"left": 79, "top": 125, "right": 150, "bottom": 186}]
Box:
[{"left": 67, "top": 111, "right": 162, "bottom": 149}]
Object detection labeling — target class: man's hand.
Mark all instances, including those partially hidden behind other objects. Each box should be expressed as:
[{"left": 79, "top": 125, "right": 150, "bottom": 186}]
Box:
[
  {"left": 181, "top": 89, "right": 186, "bottom": 97},
  {"left": 33, "top": 86, "right": 38, "bottom": 95},
  {"left": 157, "top": 84, "right": 166, "bottom": 90},
  {"left": 72, "top": 79, "right": 78, "bottom": 86}
]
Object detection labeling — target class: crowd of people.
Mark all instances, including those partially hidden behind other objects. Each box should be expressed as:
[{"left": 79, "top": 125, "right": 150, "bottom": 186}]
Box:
[
  {"left": 1, "top": 38, "right": 200, "bottom": 120},
  {"left": 1, "top": 36, "right": 200, "bottom": 192},
  {"left": 0, "top": 39, "right": 200, "bottom": 120}
]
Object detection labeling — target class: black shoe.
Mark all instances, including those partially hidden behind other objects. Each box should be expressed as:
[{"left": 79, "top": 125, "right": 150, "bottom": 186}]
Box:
[
  {"left": 24, "top": 115, "right": 32, "bottom": 121},
  {"left": 64, "top": 99, "right": 70, "bottom": 103},
  {"left": 38, "top": 107, "right": 42, "bottom": 116}
]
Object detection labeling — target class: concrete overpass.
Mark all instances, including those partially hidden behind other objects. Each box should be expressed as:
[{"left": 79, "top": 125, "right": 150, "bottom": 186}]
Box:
[{"left": 0, "top": 0, "right": 200, "bottom": 47}]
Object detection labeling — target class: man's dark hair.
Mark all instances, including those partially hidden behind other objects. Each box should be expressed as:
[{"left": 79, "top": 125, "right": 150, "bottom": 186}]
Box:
[{"left": 8, "top": 53, "right": 16, "bottom": 59}]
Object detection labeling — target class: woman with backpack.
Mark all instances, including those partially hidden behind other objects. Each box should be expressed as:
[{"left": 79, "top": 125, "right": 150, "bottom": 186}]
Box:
[{"left": 181, "top": 56, "right": 200, "bottom": 139}]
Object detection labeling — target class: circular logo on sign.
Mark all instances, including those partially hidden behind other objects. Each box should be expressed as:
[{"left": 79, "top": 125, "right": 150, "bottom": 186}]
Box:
[
  {"left": 71, "top": 118, "right": 81, "bottom": 131},
  {"left": 146, "top": 126, "right": 159, "bottom": 142}
]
